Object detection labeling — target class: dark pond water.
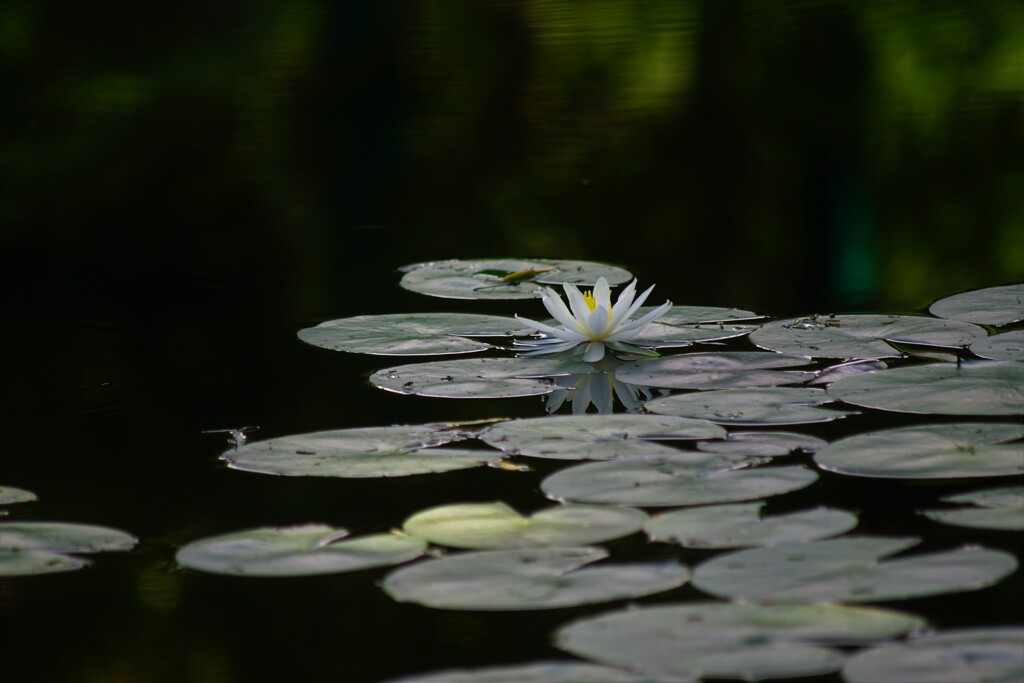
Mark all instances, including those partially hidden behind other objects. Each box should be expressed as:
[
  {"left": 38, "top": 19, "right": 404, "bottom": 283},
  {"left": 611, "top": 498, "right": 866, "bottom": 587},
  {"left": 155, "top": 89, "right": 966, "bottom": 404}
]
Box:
[{"left": 2, "top": 3, "right": 1022, "bottom": 682}]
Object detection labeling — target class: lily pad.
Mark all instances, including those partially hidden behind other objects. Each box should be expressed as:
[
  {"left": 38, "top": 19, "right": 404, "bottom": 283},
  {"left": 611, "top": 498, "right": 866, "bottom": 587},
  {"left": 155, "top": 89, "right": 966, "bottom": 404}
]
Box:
[
  {"left": 921, "top": 486, "right": 1024, "bottom": 531},
  {"left": 384, "top": 661, "right": 671, "bottom": 683},
  {"left": 176, "top": 525, "right": 427, "bottom": 577},
  {"left": 696, "top": 431, "right": 828, "bottom": 457},
  {"left": 692, "top": 536, "right": 1018, "bottom": 603},
  {"left": 382, "top": 546, "right": 689, "bottom": 610},
  {"left": 0, "top": 486, "right": 37, "bottom": 505},
  {"left": 750, "top": 314, "right": 987, "bottom": 359},
  {"left": 808, "top": 359, "right": 888, "bottom": 385},
  {"left": 0, "top": 522, "right": 137, "bottom": 553},
  {"left": 645, "top": 503, "right": 857, "bottom": 548},
  {"left": 929, "top": 283, "right": 1024, "bottom": 327},
  {"left": 826, "top": 361, "right": 1024, "bottom": 416},
  {"left": 402, "top": 502, "right": 648, "bottom": 549},
  {"left": 370, "top": 358, "right": 597, "bottom": 399},
  {"left": 842, "top": 627, "right": 1024, "bottom": 683},
  {"left": 221, "top": 424, "right": 508, "bottom": 478},
  {"left": 814, "top": 423, "right": 1024, "bottom": 479},
  {"left": 971, "top": 330, "right": 1024, "bottom": 361},
  {"left": 297, "top": 313, "right": 523, "bottom": 356},
  {"left": 614, "top": 352, "right": 814, "bottom": 390},
  {"left": 628, "top": 308, "right": 762, "bottom": 347},
  {"left": 644, "top": 387, "right": 854, "bottom": 425},
  {"left": 541, "top": 455, "right": 818, "bottom": 507},
  {"left": 478, "top": 415, "right": 726, "bottom": 461},
  {"left": 0, "top": 548, "right": 88, "bottom": 576},
  {"left": 556, "top": 602, "right": 926, "bottom": 682},
  {"left": 399, "top": 259, "right": 633, "bottom": 300}
]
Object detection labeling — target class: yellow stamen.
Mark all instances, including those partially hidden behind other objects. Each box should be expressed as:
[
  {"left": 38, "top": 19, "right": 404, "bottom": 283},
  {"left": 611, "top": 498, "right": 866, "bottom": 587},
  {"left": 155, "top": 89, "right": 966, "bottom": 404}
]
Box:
[{"left": 583, "top": 290, "right": 596, "bottom": 311}]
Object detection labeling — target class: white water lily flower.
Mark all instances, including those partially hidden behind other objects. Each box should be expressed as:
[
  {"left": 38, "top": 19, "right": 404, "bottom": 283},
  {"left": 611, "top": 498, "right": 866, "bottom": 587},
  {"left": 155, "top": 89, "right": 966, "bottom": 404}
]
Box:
[{"left": 514, "top": 277, "right": 673, "bottom": 362}]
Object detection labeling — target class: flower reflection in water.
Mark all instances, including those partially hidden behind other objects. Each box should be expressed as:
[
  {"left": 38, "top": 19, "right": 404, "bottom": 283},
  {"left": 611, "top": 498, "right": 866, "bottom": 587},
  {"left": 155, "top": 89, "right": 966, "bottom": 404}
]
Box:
[{"left": 544, "top": 359, "right": 669, "bottom": 415}]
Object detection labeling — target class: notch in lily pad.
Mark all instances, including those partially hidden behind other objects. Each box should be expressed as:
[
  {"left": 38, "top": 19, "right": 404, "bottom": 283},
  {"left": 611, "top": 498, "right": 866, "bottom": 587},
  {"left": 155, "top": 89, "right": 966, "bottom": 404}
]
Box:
[
  {"left": 0, "top": 486, "right": 37, "bottom": 506},
  {"left": 0, "top": 521, "right": 138, "bottom": 576},
  {"left": 644, "top": 387, "right": 855, "bottom": 425},
  {"left": 399, "top": 259, "right": 633, "bottom": 300},
  {"left": 920, "top": 486, "right": 1024, "bottom": 531},
  {"left": 370, "top": 358, "right": 598, "bottom": 399},
  {"left": 614, "top": 351, "right": 815, "bottom": 390}
]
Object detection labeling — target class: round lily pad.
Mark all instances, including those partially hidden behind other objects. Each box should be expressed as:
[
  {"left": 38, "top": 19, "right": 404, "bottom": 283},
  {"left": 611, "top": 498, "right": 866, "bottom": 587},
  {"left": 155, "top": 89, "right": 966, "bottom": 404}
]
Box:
[
  {"left": 814, "top": 423, "right": 1024, "bottom": 479},
  {"left": 0, "top": 486, "right": 37, "bottom": 505},
  {"left": 644, "top": 387, "right": 854, "bottom": 425},
  {"left": 826, "top": 361, "right": 1024, "bottom": 416},
  {"left": 0, "top": 522, "right": 137, "bottom": 553},
  {"left": 614, "top": 352, "right": 814, "bottom": 390},
  {"left": 399, "top": 259, "right": 633, "bottom": 300},
  {"left": 221, "top": 423, "right": 509, "bottom": 478},
  {"left": 645, "top": 503, "right": 857, "bottom": 548},
  {"left": 808, "top": 359, "right": 888, "bottom": 386},
  {"left": 692, "top": 536, "right": 1018, "bottom": 603},
  {"left": 557, "top": 602, "right": 926, "bottom": 682},
  {"left": 370, "top": 358, "right": 597, "bottom": 399},
  {"left": 929, "top": 283, "right": 1024, "bottom": 327},
  {"left": 0, "top": 548, "right": 88, "bottom": 576},
  {"left": 921, "top": 486, "right": 1024, "bottom": 531},
  {"left": 382, "top": 546, "right": 689, "bottom": 610},
  {"left": 541, "top": 455, "right": 818, "bottom": 507},
  {"left": 384, "top": 661, "right": 667, "bottom": 683},
  {"left": 478, "top": 415, "right": 726, "bottom": 461},
  {"left": 176, "top": 525, "right": 427, "bottom": 577},
  {"left": 696, "top": 431, "right": 828, "bottom": 457},
  {"left": 971, "top": 330, "right": 1024, "bottom": 361},
  {"left": 842, "top": 627, "right": 1024, "bottom": 683},
  {"left": 750, "top": 314, "right": 987, "bottom": 360},
  {"left": 297, "top": 313, "right": 523, "bottom": 356},
  {"left": 402, "top": 502, "right": 648, "bottom": 549}
]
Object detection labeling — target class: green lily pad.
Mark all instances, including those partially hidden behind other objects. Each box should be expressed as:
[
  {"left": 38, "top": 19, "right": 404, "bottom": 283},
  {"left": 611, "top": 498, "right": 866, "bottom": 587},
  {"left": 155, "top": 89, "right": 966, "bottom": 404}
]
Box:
[
  {"left": 297, "top": 313, "right": 523, "bottom": 356},
  {"left": 929, "top": 283, "right": 1024, "bottom": 327},
  {"left": 921, "top": 486, "right": 1024, "bottom": 531},
  {"left": 696, "top": 431, "right": 828, "bottom": 457},
  {"left": 692, "top": 536, "right": 1018, "bottom": 603},
  {"left": 814, "top": 423, "right": 1024, "bottom": 479},
  {"left": 644, "top": 387, "right": 854, "bottom": 425},
  {"left": 0, "top": 548, "right": 87, "bottom": 576},
  {"left": 370, "top": 358, "right": 597, "bottom": 399},
  {"left": 826, "top": 361, "right": 1024, "bottom": 416},
  {"left": 399, "top": 259, "right": 633, "bottom": 300},
  {"left": 645, "top": 503, "right": 857, "bottom": 548},
  {"left": 478, "top": 415, "right": 726, "bottom": 461},
  {"left": 382, "top": 546, "right": 689, "bottom": 610},
  {"left": 0, "top": 486, "right": 37, "bottom": 505},
  {"left": 556, "top": 602, "right": 925, "bottom": 682},
  {"left": 842, "top": 627, "right": 1024, "bottom": 683},
  {"left": 221, "top": 423, "right": 508, "bottom": 478},
  {"left": 403, "top": 502, "right": 648, "bottom": 550},
  {"left": 176, "top": 525, "right": 427, "bottom": 577},
  {"left": 750, "top": 314, "right": 987, "bottom": 360},
  {"left": 807, "top": 359, "right": 888, "bottom": 385},
  {"left": 384, "top": 661, "right": 670, "bottom": 683},
  {"left": 541, "top": 455, "right": 818, "bottom": 507},
  {"left": 614, "top": 352, "right": 814, "bottom": 390},
  {"left": 0, "top": 522, "right": 137, "bottom": 553},
  {"left": 971, "top": 330, "right": 1024, "bottom": 361}
]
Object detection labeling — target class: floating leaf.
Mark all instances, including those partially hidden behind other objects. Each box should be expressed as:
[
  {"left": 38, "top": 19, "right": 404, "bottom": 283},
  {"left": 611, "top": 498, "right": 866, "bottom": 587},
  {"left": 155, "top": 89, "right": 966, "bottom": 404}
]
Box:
[
  {"left": 0, "top": 486, "right": 37, "bottom": 505},
  {"left": 541, "top": 455, "right": 818, "bottom": 507},
  {"left": 297, "top": 313, "right": 523, "bottom": 356},
  {"left": 0, "top": 522, "right": 137, "bottom": 553},
  {"left": 399, "top": 259, "right": 633, "bottom": 300},
  {"left": 827, "top": 361, "right": 1024, "bottom": 416},
  {"left": 370, "top": 358, "right": 597, "bottom": 399},
  {"left": 929, "top": 283, "right": 1024, "bottom": 327},
  {"left": 692, "top": 536, "right": 1018, "bottom": 603},
  {"left": 382, "top": 546, "right": 689, "bottom": 610},
  {"left": 221, "top": 424, "right": 508, "bottom": 478},
  {"left": 615, "top": 352, "right": 813, "bottom": 390},
  {"left": 557, "top": 602, "right": 925, "bottom": 682},
  {"left": 971, "top": 330, "right": 1024, "bottom": 361},
  {"left": 384, "top": 660, "right": 669, "bottom": 683},
  {"left": 0, "top": 548, "right": 87, "bottom": 576},
  {"left": 843, "top": 627, "right": 1024, "bottom": 683},
  {"left": 921, "top": 486, "right": 1024, "bottom": 531},
  {"left": 176, "top": 525, "right": 427, "bottom": 577},
  {"left": 403, "top": 503, "right": 648, "bottom": 550},
  {"left": 628, "top": 306, "right": 762, "bottom": 347},
  {"left": 696, "top": 431, "right": 828, "bottom": 457},
  {"left": 814, "top": 423, "right": 1024, "bottom": 479},
  {"left": 645, "top": 503, "right": 857, "bottom": 548},
  {"left": 808, "top": 359, "right": 888, "bottom": 385},
  {"left": 644, "top": 387, "right": 854, "bottom": 425},
  {"left": 478, "top": 415, "right": 725, "bottom": 461},
  {"left": 750, "top": 314, "right": 987, "bottom": 359}
]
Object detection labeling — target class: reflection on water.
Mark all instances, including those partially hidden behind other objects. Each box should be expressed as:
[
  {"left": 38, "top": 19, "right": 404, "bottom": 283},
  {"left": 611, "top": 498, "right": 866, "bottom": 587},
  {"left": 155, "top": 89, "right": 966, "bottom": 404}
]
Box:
[{"left": 544, "top": 358, "right": 669, "bottom": 414}]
